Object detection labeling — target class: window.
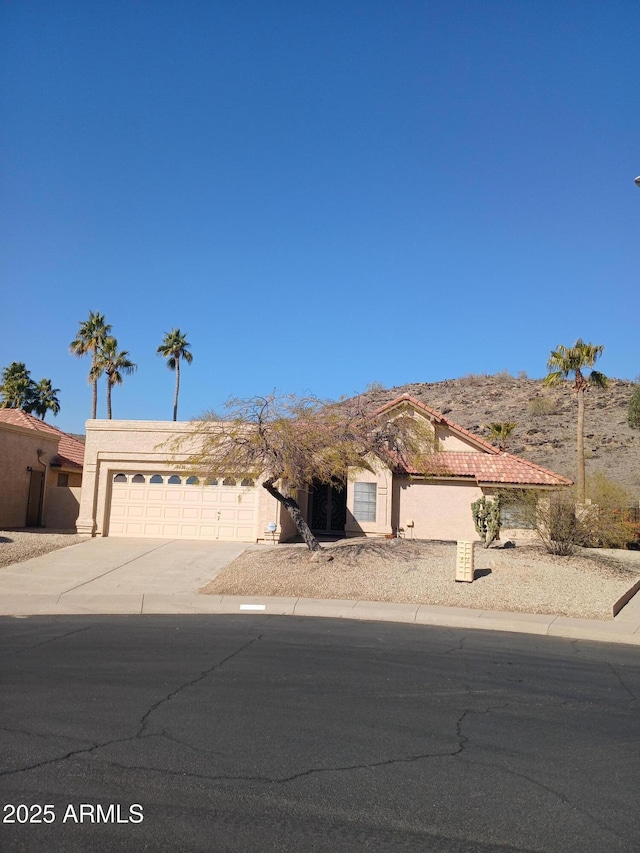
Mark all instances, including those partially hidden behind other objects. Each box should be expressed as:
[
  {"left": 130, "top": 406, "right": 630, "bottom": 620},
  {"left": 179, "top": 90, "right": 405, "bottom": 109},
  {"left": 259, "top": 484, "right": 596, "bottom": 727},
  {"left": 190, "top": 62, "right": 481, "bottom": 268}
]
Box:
[
  {"left": 241, "top": 478, "right": 255, "bottom": 487},
  {"left": 205, "top": 478, "right": 218, "bottom": 486},
  {"left": 500, "top": 499, "right": 535, "bottom": 529},
  {"left": 149, "top": 475, "right": 163, "bottom": 484},
  {"left": 57, "top": 473, "right": 69, "bottom": 487},
  {"left": 167, "top": 475, "right": 181, "bottom": 485},
  {"left": 354, "top": 482, "right": 377, "bottom": 522},
  {"left": 132, "top": 474, "right": 145, "bottom": 484},
  {"left": 222, "top": 477, "right": 237, "bottom": 486},
  {"left": 113, "top": 473, "right": 127, "bottom": 483},
  {"left": 186, "top": 476, "right": 199, "bottom": 485}
]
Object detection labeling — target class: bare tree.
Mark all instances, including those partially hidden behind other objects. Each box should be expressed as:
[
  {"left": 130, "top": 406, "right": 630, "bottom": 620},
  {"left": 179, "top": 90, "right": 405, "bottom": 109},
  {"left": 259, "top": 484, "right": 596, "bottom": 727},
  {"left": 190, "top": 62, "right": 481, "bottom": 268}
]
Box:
[{"left": 170, "top": 394, "right": 438, "bottom": 552}]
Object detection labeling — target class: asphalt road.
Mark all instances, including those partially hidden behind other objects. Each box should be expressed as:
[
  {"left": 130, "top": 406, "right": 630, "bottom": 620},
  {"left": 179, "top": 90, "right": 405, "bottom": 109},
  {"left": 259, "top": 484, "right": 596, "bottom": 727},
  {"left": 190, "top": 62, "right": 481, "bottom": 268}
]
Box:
[{"left": 1, "top": 616, "right": 638, "bottom": 852}]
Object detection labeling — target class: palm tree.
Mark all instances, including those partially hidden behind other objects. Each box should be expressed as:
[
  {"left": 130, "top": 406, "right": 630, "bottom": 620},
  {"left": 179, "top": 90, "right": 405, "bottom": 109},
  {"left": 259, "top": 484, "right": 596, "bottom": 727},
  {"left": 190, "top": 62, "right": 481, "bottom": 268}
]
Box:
[
  {"left": 0, "top": 362, "right": 34, "bottom": 409},
  {"left": 69, "top": 311, "right": 111, "bottom": 418},
  {"left": 544, "top": 339, "right": 607, "bottom": 503},
  {"left": 28, "top": 378, "right": 61, "bottom": 420},
  {"left": 93, "top": 337, "right": 137, "bottom": 419},
  {"left": 156, "top": 328, "right": 193, "bottom": 421},
  {"left": 486, "top": 421, "right": 517, "bottom": 451}
]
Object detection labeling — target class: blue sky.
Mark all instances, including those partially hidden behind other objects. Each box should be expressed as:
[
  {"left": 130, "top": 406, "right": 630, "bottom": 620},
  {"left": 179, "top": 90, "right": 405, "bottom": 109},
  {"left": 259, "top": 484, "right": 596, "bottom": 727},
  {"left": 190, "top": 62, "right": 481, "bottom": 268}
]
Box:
[{"left": 2, "top": 0, "right": 639, "bottom": 435}]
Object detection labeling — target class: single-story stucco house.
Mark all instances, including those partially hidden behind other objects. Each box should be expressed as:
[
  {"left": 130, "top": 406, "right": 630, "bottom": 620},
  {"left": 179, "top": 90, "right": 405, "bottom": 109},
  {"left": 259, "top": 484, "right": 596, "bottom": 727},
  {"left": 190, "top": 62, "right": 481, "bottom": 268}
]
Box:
[
  {"left": 77, "top": 395, "right": 571, "bottom": 544},
  {"left": 0, "top": 410, "right": 85, "bottom": 529}
]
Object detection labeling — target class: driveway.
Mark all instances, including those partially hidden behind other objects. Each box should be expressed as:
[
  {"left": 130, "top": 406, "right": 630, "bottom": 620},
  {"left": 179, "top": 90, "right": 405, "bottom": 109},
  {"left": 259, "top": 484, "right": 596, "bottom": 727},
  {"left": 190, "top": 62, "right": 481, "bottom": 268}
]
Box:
[{"left": 0, "top": 538, "right": 248, "bottom": 604}]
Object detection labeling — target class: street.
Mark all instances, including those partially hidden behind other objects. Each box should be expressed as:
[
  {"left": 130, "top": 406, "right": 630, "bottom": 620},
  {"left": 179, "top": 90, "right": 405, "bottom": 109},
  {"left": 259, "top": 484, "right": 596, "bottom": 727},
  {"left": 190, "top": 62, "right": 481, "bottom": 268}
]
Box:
[{"left": 1, "top": 615, "right": 639, "bottom": 852}]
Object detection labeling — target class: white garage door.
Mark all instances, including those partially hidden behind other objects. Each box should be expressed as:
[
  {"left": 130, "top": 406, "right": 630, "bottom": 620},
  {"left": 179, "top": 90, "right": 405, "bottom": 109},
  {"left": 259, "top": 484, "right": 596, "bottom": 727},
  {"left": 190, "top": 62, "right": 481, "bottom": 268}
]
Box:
[{"left": 107, "top": 472, "right": 258, "bottom": 541}]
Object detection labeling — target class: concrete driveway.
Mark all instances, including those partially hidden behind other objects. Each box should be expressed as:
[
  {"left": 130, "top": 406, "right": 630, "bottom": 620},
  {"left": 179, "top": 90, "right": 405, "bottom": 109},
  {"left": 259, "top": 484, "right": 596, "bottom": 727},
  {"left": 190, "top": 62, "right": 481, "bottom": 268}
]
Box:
[{"left": 0, "top": 538, "right": 248, "bottom": 612}]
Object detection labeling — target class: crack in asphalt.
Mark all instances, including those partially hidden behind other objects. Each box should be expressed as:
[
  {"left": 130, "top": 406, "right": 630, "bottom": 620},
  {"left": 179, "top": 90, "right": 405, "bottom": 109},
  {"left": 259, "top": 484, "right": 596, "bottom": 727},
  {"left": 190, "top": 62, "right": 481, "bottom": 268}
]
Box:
[
  {"left": 60, "top": 706, "right": 486, "bottom": 787},
  {"left": 454, "top": 706, "right": 631, "bottom": 846},
  {"left": 3, "top": 638, "right": 636, "bottom": 851},
  {"left": 2, "top": 625, "right": 91, "bottom": 656},
  {"left": 0, "top": 634, "right": 262, "bottom": 778},
  {"left": 460, "top": 753, "right": 630, "bottom": 845},
  {"left": 0, "top": 725, "right": 95, "bottom": 748},
  {"left": 136, "top": 634, "right": 262, "bottom": 737},
  {"left": 444, "top": 636, "right": 467, "bottom": 655},
  {"left": 606, "top": 662, "right": 638, "bottom": 703}
]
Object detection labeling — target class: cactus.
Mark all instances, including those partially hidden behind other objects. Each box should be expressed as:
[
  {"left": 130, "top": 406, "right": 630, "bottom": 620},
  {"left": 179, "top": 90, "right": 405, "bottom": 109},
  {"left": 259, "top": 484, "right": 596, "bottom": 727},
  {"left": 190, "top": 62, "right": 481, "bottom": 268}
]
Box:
[{"left": 471, "top": 496, "right": 501, "bottom": 548}]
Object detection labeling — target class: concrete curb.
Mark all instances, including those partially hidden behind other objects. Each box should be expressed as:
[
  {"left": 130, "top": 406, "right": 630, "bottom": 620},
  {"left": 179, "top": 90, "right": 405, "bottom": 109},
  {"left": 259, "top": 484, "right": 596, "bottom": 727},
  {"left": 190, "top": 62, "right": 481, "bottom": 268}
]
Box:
[{"left": 1, "top": 592, "right": 639, "bottom": 645}]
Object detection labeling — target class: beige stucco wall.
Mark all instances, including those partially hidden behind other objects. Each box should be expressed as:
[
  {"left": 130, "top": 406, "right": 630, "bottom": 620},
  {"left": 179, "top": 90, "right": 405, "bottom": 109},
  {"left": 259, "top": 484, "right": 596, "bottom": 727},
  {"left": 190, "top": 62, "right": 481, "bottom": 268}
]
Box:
[
  {"left": 46, "top": 486, "right": 82, "bottom": 529},
  {"left": 78, "top": 419, "right": 286, "bottom": 541},
  {"left": 0, "top": 425, "right": 59, "bottom": 528},
  {"left": 345, "top": 458, "right": 394, "bottom": 537},
  {"left": 435, "top": 423, "right": 484, "bottom": 451},
  {"left": 58, "top": 471, "right": 82, "bottom": 488},
  {"left": 391, "top": 477, "right": 484, "bottom": 542}
]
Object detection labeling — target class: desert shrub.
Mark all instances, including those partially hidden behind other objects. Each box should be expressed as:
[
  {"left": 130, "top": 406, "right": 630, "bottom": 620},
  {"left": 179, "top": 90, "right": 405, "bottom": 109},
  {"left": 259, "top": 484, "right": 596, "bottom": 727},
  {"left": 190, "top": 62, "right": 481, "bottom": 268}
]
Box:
[
  {"left": 504, "top": 478, "right": 639, "bottom": 554},
  {"left": 537, "top": 492, "right": 582, "bottom": 555},
  {"left": 471, "top": 496, "right": 501, "bottom": 548},
  {"left": 580, "top": 474, "right": 639, "bottom": 549},
  {"left": 628, "top": 384, "right": 640, "bottom": 429},
  {"left": 494, "top": 370, "right": 515, "bottom": 383},
  {"left": 461, "top": 373, "right": 492, "bottom": 384},
  {"left": 527, "top": 396, "right": 556, "bottom": 416},
  {"left": 498, "top": 489, "right": 581, "bottom": 555}
]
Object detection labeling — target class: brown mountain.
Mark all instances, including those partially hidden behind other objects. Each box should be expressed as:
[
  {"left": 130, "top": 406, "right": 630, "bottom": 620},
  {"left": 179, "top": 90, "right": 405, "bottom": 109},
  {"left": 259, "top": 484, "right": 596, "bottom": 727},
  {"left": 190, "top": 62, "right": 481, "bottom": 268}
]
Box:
[{"left": 356, "top": 374, "right": 640, "bottom": 500}]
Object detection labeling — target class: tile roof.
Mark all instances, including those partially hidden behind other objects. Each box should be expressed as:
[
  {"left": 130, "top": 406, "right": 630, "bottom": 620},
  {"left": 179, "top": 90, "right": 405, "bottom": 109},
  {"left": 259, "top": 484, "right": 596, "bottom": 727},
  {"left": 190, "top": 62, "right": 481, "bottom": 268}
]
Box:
[
  {"left": 375, "top": 394, "right": 572, "bottom": 487},
  {"left": 400, "top": 451, "right": 572, "bottom": 487},
  {"left": 0, "top": 409, "right": 85, "bottom": 470}
]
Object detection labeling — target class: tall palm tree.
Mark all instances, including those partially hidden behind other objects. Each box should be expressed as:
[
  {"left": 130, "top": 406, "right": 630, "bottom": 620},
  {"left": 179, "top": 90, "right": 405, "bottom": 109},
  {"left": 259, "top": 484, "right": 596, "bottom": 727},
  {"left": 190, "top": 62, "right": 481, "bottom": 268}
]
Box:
[
  {"left": 544, "top": 339, "right": 607, "bottom": 503},
  {"left": 93, "top": 337, "right": 137, "bottom": 419},
  {"left": 156, "top": 328, "right": 193, "bottom": 421},
  {"left": 69, "top": 311, "right": 111, "bottom": 418},
  {"left": 28, "top": 378, "right": 61, "bottom": 420}
]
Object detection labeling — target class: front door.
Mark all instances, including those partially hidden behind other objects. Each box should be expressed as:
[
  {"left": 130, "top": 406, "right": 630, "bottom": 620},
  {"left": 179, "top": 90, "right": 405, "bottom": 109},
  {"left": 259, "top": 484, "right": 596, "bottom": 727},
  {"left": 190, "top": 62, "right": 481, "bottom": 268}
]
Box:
[
  {"left": 309, "top": 481, "right": 346, "bottom": 534},
  {"left": 26, "top": 469, "right": 44, "bottom": 527}
]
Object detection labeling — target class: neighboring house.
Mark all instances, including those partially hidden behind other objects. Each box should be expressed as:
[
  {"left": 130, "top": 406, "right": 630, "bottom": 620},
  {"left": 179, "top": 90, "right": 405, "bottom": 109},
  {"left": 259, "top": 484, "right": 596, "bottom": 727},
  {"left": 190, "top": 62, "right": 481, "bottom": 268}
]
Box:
[
  {"left": 0, "top": 410, "right": 85, "bottom": 529},
  {"left": 77, "top": 395, "right": 571, "bottom": 543}
]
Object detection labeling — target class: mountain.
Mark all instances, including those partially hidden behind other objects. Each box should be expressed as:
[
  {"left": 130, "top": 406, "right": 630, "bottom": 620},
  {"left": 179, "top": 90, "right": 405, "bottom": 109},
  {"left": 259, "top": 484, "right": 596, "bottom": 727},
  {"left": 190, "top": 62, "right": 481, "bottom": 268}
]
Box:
[{"left": 356, "top": 374, "right": 640, "bottom": 499}]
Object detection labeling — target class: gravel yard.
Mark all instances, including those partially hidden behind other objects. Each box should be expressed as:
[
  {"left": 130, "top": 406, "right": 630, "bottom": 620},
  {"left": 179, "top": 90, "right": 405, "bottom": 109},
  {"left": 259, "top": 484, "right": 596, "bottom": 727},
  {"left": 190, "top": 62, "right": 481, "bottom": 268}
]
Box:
[
  {"left": 201, "top": 538, "right": 640, "bottom": 620},
  {"left": 2, "top": 531, "right": 639, "bottom": 621},
  {"left": 0, "top": 529, "right": 87, "bottom": 568}
]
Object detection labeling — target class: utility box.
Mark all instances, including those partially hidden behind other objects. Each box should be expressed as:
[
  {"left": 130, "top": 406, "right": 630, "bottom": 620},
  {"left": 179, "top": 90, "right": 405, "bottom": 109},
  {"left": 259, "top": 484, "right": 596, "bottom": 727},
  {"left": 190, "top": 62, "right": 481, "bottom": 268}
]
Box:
[{"left": 455, "top": 541, "right": 474, "bottom": 583}]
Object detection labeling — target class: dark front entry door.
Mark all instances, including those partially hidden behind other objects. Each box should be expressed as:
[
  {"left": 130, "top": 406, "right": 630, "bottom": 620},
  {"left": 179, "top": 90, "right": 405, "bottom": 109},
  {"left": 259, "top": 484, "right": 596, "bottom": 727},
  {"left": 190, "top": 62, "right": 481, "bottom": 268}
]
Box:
[
  {"left": 26, "top": 469, "right": 45, "bottom": 527},
  {"left": 309, "top": 481, "right": 346, "bottom": 534}
]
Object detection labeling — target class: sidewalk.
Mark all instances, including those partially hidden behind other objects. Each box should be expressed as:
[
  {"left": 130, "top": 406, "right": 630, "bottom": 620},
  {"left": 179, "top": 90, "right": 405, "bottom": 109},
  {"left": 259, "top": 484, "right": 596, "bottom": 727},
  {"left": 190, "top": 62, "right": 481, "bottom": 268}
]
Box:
[
  {"left": 2, "top": 590, "right": 639, "bottom": 646},
  {"left": 0, "top": 538, "right": 639, "bottom": 645}
]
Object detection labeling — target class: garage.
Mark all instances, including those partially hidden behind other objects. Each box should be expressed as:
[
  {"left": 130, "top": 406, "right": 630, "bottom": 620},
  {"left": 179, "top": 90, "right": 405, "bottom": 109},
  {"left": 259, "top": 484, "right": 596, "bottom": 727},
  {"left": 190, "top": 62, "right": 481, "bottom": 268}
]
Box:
[{"left": 107, "top": 472, "right": 258, "bottom": 541}]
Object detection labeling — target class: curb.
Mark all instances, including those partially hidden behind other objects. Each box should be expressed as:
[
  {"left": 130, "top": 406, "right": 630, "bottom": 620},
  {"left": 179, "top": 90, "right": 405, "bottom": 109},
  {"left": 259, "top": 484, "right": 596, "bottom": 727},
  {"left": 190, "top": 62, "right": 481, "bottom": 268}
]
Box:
[{"left": 1, "top": 593, "right": 639, "bottom": 646}]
